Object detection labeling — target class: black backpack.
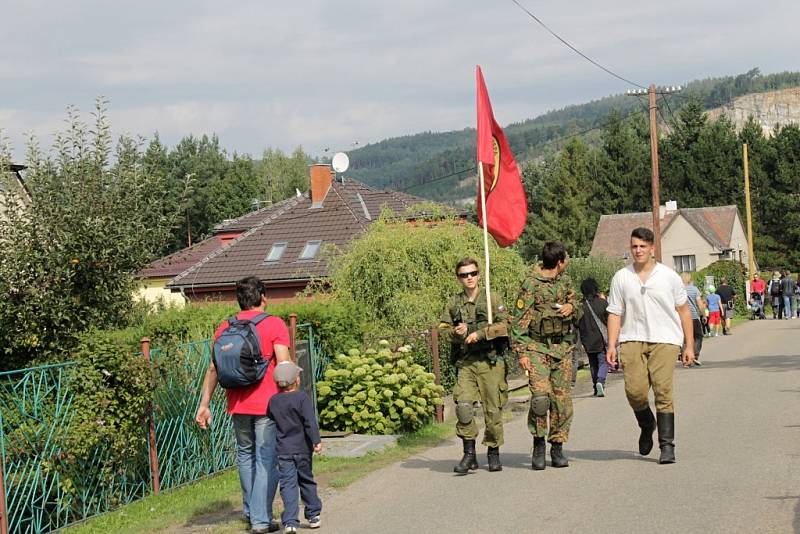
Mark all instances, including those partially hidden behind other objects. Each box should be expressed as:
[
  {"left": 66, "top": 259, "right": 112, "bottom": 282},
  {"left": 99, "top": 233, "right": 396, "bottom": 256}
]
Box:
[
  {"left": 770, "top": 280, "right": 783, "bottom": 297},
  {"left": 212, "top": 313, "right": 271, "bottom": 389}
]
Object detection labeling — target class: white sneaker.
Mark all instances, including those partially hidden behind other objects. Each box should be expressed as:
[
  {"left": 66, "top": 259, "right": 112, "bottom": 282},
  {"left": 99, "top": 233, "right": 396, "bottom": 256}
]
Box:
[{"left": 309, "top": 516, "right": 321, "bottom": 529}]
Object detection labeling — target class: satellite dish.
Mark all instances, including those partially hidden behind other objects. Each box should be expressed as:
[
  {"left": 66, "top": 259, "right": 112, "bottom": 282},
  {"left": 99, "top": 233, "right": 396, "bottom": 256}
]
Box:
[{"left": 332, "top": 152, "right": 350, "bottom": 173}]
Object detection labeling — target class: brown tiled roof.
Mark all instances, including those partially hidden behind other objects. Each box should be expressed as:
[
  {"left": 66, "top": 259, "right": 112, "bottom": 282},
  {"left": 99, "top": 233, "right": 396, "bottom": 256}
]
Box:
[
  {"left": 215, "top": 195, "right": 303, "bottom": 232},
  {"left": 590, "top": 205, "right": 740, "bottom": 259},
  {"left": 168, "top": 180, "right": 432, "bottom": 291},
  {"left": 136, "top": 236, "right": 224, "bottom": 279}
]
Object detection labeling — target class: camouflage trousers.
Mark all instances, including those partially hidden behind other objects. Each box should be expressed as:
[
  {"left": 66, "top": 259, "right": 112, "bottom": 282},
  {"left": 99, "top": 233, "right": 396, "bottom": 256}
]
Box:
[
  {"left": 453, "top": 356, "right": 508, "bottom": 448},
  {"left": 527, "top": 345, "right": 573, "bottom": 443}
]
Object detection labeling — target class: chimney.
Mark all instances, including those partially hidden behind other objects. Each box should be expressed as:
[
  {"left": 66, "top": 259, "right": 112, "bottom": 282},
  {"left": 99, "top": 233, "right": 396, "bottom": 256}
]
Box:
[
  {"left": 665, "top": 200, "right": 678, "bottom": 213},
  {"left": 309, "top": 164, "right": 333, "bottom": 207}
]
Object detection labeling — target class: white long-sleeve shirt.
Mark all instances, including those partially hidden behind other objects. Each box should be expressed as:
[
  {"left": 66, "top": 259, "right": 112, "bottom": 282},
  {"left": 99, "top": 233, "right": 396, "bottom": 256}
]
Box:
[{"left": 607, "top": 262, "right": 688, "bottom": 347}]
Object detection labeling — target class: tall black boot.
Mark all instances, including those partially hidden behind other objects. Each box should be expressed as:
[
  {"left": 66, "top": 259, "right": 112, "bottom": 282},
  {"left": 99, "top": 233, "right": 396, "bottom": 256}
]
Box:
[
  {"left": 634, "top": 408, "right": 656, "bottom": 455},
  {"left": 487, "top": 446, "right": 502, "bottom": 472},
  {"left": 453, "top": 439, "right": 478, "bottom": 474},
  {"left": 657, "top": 412, "right": 675, "bottom": 464},
  {"left": 550, "top": 442, "right": 569, "bottom": 468},
  {"left": 531, "top": 437, "right": 546, "bottom": 471}
]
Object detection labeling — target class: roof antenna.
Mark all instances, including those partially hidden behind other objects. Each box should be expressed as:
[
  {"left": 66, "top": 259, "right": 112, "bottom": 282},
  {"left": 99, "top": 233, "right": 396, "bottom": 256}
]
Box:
[{"left": 332, "top": 152, "right": 349, "bottom": 184}]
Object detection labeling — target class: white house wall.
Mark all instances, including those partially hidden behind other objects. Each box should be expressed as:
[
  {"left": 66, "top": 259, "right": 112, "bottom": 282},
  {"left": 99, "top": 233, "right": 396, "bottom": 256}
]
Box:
[{"left": 661, "top": 214, "right": 720, "bottom": 271}]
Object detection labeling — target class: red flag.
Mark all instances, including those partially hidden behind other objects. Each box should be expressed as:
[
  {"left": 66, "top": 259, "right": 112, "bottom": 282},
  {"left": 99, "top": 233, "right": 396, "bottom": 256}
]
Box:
[{"left": 476, "top": 65, "right": 528, "bottom": 247}]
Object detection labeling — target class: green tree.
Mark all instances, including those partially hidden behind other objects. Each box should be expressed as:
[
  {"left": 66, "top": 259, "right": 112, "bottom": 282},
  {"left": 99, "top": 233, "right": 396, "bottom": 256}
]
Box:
[
  {"left": 0, "top": 100, "right": 182, "bottom": 370},
  {"left": 206, "top": 153, "right": 262, "bottom": 224},
  {"left": 260, "top": 147, "right": 310, "bottom": 202}
]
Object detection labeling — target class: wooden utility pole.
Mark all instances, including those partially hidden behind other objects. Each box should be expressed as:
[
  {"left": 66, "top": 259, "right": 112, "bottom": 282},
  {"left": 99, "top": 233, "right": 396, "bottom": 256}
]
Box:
[
  {"left": 627, "top": 85, "right": 681, "bottom": 263},
  {"left": 647, "top": 85, "right": 662, "bottom": 262},
  {"left": 743, "top": 144, "right": 756, "bottom": 279}
]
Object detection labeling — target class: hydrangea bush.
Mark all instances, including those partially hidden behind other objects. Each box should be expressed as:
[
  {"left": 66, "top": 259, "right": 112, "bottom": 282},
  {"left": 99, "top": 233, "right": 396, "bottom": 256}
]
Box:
[{"left": 316, "top": 341, "right": 444, "bottom": 435}]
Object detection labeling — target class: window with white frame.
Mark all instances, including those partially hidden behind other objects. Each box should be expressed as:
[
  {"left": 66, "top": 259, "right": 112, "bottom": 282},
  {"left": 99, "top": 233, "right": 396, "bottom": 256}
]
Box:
[
  {"left": 299, "top": 240, "right": 322, "bottom": 260},
  {"left": 673, "top": 255, "right": 696, "bottom": 272},
  {"left": 265, "top": 242, "right": 287, "bottom": 263}
]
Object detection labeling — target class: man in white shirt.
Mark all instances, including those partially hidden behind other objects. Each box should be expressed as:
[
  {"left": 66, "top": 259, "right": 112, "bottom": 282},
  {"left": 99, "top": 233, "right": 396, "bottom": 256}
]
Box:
[{"left": 606, "top": 227, "right": 694, "bottom": 464}]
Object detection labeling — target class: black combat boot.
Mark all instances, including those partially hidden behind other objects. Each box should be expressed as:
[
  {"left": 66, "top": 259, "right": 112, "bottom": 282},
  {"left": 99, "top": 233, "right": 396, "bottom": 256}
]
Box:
[
  {"left": 549, "top": 442, "right": 569, "bottom": 468},
  {"left": 531, "top": 437, "right": 546, "bottom": 471},
  {"left": 453, "top": 439, "right": 478, "bottom": 474},
  {"left": 634, "top": 407, "right": 656, "bottom": 455},
  {"left": 657, "top": 412, "right": 675, "bottom": 464},
  {"left": 487, "top": 447, "right": 502, "bottom": 472}
]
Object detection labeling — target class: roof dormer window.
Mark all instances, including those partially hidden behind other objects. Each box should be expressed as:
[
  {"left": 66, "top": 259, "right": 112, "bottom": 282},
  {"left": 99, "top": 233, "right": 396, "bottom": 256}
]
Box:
[
  {"left": 299, "top": 240, "right": 322, "bottom": 260},
  {"left": 264, "top": 242, "right": 287, "bottom": 263}
]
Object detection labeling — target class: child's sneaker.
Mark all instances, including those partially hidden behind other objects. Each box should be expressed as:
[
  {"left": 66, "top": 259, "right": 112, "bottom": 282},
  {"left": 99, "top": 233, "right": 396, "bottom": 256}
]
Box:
[
  {"left": 283, "top": 526, "right": 297, "bottom": 534},
  {"left": 309, "top": 516, "right": 321, "bottom": 529}
]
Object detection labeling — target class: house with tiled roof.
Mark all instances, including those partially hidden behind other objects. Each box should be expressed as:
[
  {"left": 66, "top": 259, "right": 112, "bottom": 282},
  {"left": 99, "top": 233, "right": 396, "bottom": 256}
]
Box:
[
  {"left": 159, "top": 164, "right": 441, "bottom": 302},
  {"left": 590, "top": 202, "right": 753, "bottom": 272}
]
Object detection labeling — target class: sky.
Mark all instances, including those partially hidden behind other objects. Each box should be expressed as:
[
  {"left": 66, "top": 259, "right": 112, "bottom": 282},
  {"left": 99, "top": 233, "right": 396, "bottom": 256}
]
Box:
[{"left": 2, "top": 0, "right": 799, "bottom": 162}]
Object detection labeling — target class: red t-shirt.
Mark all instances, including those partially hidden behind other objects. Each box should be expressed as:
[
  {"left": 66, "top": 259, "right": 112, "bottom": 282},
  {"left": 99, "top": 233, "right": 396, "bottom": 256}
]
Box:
[
  {"left": 214, "top": 310, "right": 290, "bottom": 415},
  {"left": 751, "top": 279, "right": 766, "bottom": 295}
]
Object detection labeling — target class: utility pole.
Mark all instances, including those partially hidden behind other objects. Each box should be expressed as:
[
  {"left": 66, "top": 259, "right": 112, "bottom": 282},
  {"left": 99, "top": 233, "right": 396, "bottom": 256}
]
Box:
[
  {"left": 627, "top": 85, "right": 681, "bottom": 263},
  {"left": 743, "top": 143, "right": 756, "bottom": 279}
]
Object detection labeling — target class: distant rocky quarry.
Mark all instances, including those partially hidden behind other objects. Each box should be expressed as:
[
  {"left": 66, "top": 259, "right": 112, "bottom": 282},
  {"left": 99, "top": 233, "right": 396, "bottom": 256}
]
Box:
[{"left": 707, "top": 87, "right": 800, "bottom": 136}]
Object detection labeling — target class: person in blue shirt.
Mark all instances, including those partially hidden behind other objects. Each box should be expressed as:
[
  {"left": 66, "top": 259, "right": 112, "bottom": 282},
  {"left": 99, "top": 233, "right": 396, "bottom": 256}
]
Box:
[
  {"left": 267, "top": 362, "right": 322, "bottom": 534},
  {"left": 705, "top": 285, "right": 722, "bottom": 337}
]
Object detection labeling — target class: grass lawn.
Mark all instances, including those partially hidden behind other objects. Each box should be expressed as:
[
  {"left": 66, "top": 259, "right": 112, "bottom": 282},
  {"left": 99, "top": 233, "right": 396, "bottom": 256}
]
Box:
[{"left": 64, "top": 422, "right": 454, "bottom": 534}]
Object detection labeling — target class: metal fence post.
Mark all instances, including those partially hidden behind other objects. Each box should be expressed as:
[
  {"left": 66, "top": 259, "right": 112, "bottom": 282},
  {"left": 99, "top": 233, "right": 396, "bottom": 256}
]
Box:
[
  {"left": 289, "top": 313, "right": 298, "bottom": 361},
  {"left": 0, "top": 449, "right": 8, "bottom": 534},
  {"left": 141, "top": 338, "right": 161, "bottom": 495},
  {"left": 429, "top": 325, "right": 444, "bottom": 423}
]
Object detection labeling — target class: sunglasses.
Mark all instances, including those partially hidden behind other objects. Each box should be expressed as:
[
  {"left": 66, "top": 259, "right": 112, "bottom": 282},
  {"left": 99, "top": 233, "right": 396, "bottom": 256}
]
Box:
[{"left": 457, "top": 270, "right": 479, "bottom": 279}]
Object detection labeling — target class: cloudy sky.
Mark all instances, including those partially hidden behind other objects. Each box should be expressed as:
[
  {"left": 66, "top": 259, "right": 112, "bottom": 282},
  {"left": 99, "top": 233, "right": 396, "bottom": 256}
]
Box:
[{"left": 2, "top": 0, "right": 798, "bottom": 161}]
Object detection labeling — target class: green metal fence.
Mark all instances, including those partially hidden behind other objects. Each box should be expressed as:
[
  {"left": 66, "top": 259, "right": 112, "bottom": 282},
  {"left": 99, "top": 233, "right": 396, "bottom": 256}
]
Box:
[{"left": 0, "top": 327, "right": 322, "bottom": 534}]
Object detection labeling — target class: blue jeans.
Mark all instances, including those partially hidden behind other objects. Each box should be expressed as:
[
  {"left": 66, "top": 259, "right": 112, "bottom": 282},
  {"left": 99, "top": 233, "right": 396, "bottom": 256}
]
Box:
[
  {"left": 232, "top": 414, "right": 279, "bottom": 529},
  {"left": 278, "top": 453, "right": 322, "bottom": 528},
  {"left": 784, "top": 295, "right": 793, "bottom": 318},
  {"left": 587, "top": 352, "right": 608, "bottom": 387}
]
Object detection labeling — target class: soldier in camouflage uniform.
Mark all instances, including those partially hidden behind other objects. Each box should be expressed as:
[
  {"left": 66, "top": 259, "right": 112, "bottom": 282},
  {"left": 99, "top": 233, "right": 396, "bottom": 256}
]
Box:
[
  {"left": 511, "top": 242, "right": 579, "bottom": 470},
  {"left": 439, "top": 258, "right": 509, "bottom": 474}
]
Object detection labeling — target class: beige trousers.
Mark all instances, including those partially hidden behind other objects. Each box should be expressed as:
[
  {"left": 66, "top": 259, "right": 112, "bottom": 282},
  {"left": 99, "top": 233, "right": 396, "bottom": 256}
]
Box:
[{"left": 619, "top": 341, "right": 680, "bottom": 413}]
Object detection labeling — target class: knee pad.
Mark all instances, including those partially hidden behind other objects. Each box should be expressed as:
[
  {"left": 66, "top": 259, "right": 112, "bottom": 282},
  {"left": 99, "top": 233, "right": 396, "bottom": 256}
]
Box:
[
  {"left": 530, "top": 393, "right": 550, "bottom": 417},
  {"left": 455, "top": 402, "right": 474, "bottom": 425}
]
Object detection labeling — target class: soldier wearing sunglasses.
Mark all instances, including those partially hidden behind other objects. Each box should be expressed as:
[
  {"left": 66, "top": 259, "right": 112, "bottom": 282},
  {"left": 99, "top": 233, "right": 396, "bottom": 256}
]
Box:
[{"left": 438, "top": 258, "right": 510, "bottom": 474}]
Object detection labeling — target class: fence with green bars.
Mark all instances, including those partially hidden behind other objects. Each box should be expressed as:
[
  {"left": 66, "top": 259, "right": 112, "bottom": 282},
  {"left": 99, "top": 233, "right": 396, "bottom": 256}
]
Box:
[{"left": 0, "top": 322, "right": 323, "bottom": 534}]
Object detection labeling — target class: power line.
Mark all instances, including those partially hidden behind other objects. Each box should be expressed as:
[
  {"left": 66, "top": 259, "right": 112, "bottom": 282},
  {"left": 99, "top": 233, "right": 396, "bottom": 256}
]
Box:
[{"left": 509, "top": 0, "right": 645, "bottom": 89}]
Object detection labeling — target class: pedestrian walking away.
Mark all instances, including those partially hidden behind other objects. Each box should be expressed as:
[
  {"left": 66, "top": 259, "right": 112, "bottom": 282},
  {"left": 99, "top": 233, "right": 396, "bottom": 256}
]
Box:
[
  {"left": 769, "top": 272, "right": 783, "bottom": 319},
  {"left": 195, "top": 276, "right": 290, "bottom": 534},
  {"left": 681, "top": 272, "right": 705, "bottom": 366},
  {"left": 605, "top": 227, "right": 695, "bottom": 465},
  {"left": 267, "top": 362, "right": 323, "bottom": 533},
  {"left": 578, "top": 277, "right": 609, "bottom": 397},
  {"left": 705, "top": 286, "right": 722, "bottom": 337},
  {"left": 438, "top": 257, "right": 510, "bottom": 474},
  {"left": 511, "top": 241, "right": 580, "bottom": 471},
  {"left": 780, "top": 270, "right": 795, "bottom": 319},
  {"left": 716, "top": 277, "right": 736, "bottom": 334}
]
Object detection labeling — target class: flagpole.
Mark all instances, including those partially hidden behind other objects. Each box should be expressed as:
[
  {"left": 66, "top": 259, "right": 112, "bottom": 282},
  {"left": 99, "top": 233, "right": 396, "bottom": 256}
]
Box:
[{"left": 478, "top": 163, "right": 493, "bottom": 324}]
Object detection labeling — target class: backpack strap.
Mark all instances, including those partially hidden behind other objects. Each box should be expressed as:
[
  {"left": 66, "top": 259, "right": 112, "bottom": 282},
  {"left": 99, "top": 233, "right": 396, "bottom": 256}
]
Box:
[{"left": 250, "top": 312, "right": 270, "bottom": 325}]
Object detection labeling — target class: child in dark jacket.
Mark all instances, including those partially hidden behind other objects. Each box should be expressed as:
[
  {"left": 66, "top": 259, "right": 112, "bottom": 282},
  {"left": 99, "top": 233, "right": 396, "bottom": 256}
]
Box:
[{"left": 267, "top": 362, "right": 323, "bottom": 533}]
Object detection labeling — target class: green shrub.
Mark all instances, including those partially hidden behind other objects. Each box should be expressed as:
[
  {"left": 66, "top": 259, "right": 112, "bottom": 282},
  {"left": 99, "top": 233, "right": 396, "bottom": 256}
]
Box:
[
  {"left": 316, "top": 341, "right": 444, "bottom": 434},
  {"left": 566, "top": 255, "right": 624, "bottom": 296},
  {"left": 693, "top": 260, "right": 748, "bottom": 316}
]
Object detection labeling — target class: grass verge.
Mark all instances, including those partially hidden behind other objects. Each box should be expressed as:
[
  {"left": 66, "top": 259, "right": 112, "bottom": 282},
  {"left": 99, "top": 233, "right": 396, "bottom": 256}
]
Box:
[{"left": 64, "top": 422, "right": 454, "bottom": 534}]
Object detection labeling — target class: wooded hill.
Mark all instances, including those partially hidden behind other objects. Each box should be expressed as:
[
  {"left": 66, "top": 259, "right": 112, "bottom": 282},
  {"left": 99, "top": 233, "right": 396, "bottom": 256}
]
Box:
[{"left": 345, "top": 68, "right": 800, "bottom": 203}]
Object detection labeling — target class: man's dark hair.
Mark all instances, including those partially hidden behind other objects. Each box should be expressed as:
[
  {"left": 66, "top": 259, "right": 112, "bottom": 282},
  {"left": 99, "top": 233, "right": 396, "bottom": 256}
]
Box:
[
  {"left": 541, "top": 242, "right": 567, "bottom": 269},
  {"left": 631, "top": 227, "right": 655, "bottom": 244},
  {"left": 236, "top": 276, "right": 266, "bottom": 310},
  {"left": 455, "top": 257, "right": 479, "bottom": 274},
  {"left": 580, "top": 277, "right": 600, "bottom": 299}
]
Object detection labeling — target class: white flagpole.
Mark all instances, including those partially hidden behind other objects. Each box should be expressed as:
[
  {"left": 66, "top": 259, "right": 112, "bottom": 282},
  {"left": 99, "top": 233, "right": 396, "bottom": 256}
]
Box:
[{"left": 478, "top": 163, "right": 493, "bottom": 324}]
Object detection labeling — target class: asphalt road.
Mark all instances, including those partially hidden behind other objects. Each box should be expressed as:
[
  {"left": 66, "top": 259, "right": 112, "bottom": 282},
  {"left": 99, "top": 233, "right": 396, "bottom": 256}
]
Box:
[{"left": 320, "top": 318, "right": 800, "bottom": 533}]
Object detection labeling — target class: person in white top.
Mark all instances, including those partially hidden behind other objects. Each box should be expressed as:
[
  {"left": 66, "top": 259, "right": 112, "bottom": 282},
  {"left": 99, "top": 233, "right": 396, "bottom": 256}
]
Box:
[{"left": 605, "top": 227, "right": 694, "bottom": 464}]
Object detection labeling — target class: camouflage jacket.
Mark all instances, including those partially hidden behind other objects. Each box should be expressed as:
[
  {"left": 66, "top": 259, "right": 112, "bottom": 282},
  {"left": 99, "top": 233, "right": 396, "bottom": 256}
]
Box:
[
  {"left": 510, "top": 265, "right": 580, "bottom": 358},
  {"left": 438, "top": 289, "right": 509, "bottom": 359}
]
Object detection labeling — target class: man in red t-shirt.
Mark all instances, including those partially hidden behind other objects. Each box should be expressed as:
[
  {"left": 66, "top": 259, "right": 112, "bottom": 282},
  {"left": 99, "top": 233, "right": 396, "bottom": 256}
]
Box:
[
  {"left": 750, "top": 272, "right": 766, "bottom": 319},
  {"left": 196, "top": 276, "right": 290, "bottom": 534}
]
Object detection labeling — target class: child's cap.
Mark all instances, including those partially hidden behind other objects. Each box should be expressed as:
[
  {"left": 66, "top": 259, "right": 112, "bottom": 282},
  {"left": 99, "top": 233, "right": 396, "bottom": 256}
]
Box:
[{"left": 273, "top": 361, "right": 302, "bottom": 384}]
